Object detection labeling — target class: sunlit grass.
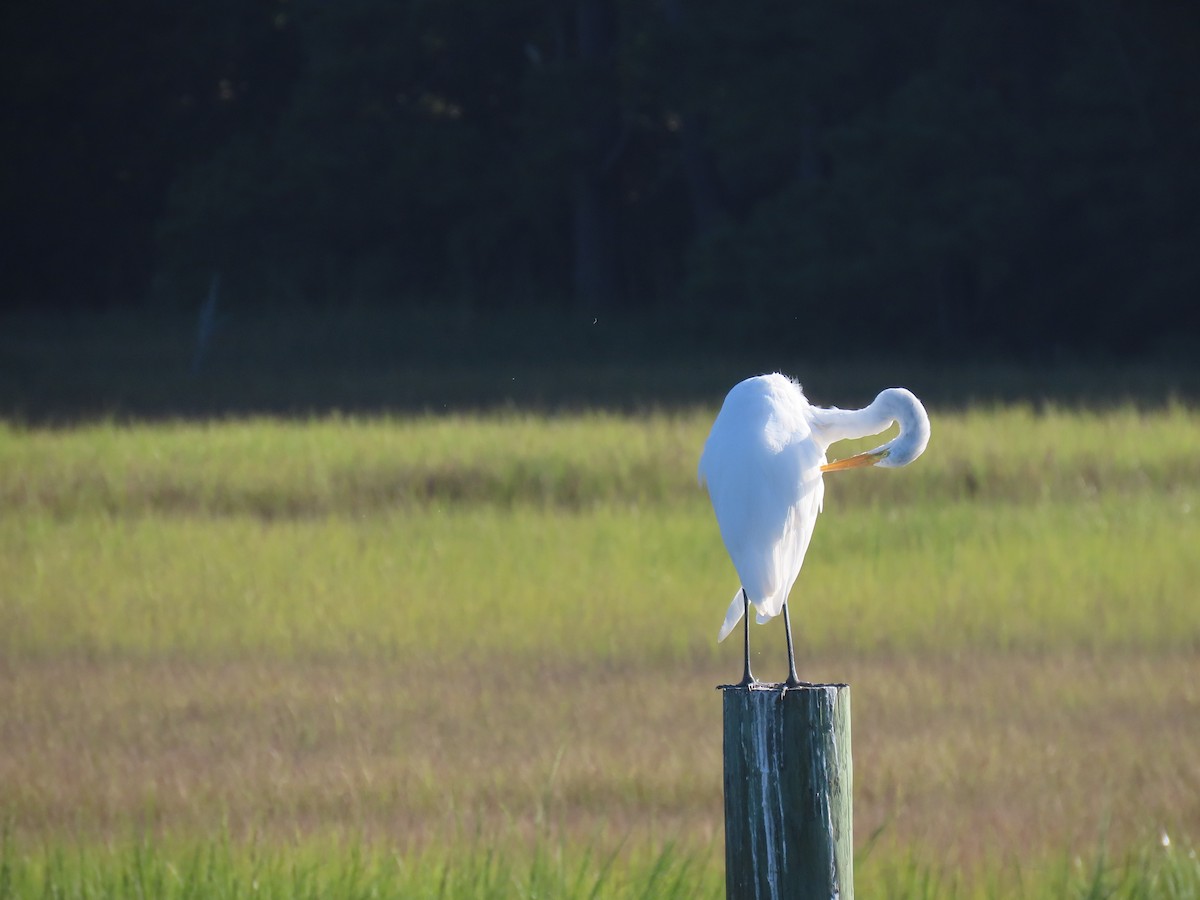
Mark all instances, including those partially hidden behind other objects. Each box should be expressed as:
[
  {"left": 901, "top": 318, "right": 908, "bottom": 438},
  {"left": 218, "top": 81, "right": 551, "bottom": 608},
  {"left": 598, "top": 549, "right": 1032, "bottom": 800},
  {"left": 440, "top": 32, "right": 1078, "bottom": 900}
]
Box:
[
  {"left": 2, "top": 493, "right": 1197, "bottom": 661},
  {"left": 2, "top": 831, "right": 1197, "bottom": 900},
  {"left": 0, "top": 830, "right": 723, "bottom": 900},
  {"left": 3, "top": 405, "right": 1198, "bottom": 660},
  {"left": 1, "top": 404, "right": 1198, "bottom": 896},
  {"left": 1, "top": 403, "right": 1198, "bottom": 516}
]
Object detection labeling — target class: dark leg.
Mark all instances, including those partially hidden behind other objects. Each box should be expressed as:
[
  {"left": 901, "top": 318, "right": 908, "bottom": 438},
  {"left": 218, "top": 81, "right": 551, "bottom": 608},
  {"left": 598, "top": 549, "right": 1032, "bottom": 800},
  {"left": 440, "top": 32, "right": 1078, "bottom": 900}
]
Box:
[
  {"left": 783, "top": 601, "right": 803, "bottom": 688},
  {"left": 736, "top": 588, "right": 756, "bottom": 687}
]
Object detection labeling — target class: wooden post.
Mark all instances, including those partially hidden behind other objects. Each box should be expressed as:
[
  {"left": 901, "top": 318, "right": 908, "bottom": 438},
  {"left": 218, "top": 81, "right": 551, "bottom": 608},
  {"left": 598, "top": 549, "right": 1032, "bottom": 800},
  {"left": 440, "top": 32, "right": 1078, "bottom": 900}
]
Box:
[{"left": 721, "top": 683, "right": 853, "bottom": 900}]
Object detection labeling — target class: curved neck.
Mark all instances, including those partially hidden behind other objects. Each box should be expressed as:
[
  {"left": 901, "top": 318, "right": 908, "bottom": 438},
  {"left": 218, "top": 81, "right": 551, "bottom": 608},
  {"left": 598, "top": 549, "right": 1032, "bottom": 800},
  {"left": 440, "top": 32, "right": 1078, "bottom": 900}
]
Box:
[{"left": 808, "top": 402, "right": 897, "bottom": 451}]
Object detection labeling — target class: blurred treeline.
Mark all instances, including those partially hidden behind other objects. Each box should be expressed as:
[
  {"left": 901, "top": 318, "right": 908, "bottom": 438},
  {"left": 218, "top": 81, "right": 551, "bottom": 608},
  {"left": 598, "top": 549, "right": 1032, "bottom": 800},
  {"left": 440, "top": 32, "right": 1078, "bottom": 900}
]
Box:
[{"left": 3, "top": 0, "right": 1198, "bottom": 357}]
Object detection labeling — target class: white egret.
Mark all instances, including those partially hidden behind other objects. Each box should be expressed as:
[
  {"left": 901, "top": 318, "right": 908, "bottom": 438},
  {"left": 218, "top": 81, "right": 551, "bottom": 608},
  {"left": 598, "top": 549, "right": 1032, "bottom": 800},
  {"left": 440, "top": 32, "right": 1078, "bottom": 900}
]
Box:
[{"left": 698, "top": 373, "right": 930, "bottom": 687}]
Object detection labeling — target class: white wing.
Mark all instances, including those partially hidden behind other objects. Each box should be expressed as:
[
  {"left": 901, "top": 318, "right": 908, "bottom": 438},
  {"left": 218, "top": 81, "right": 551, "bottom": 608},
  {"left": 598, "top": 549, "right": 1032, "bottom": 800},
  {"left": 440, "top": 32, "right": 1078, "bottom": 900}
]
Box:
[{"left": 699, "top": 375, "right": 825, "bottom": 640}]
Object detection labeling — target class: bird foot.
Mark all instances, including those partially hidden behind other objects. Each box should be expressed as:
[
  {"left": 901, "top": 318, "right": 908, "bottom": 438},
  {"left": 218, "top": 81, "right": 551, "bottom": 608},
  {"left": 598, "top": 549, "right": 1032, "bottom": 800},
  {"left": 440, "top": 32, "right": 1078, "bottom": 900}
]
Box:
[
  {"left": 715, "top": 670, "right": 760, "bottom": 690},
  {"left": 783, "top": 676, "right": 815, "bottom": 691}
]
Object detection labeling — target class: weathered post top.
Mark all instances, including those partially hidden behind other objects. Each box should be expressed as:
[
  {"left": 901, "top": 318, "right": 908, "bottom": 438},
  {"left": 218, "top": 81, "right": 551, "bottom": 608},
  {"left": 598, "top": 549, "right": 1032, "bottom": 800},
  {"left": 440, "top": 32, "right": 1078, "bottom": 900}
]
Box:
[{"left": 720, "top": 683, "right": 853, "bottom": 900}]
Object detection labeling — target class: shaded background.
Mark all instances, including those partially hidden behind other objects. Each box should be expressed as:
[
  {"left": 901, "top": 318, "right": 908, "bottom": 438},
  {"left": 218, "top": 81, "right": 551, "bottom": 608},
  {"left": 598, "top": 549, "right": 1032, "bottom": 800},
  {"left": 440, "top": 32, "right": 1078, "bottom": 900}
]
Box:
[{"left": 2, "top": 0, "right": 1199, "bottom": 417}]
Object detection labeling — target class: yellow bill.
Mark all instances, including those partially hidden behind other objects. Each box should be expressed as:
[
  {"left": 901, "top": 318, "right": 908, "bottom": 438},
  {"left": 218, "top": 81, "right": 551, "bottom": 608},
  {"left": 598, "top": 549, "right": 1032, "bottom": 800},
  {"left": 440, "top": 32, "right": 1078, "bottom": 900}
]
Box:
[{"left": 820, "top": 448, "right": 889, "bottom": 473}]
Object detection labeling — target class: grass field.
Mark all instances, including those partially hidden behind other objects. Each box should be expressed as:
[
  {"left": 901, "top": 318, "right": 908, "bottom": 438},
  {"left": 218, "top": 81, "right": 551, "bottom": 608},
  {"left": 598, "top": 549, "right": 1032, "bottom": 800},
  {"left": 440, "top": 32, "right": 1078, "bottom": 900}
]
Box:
[{"left": 2, "top": 397, "right": 1199, "bottom": 896}]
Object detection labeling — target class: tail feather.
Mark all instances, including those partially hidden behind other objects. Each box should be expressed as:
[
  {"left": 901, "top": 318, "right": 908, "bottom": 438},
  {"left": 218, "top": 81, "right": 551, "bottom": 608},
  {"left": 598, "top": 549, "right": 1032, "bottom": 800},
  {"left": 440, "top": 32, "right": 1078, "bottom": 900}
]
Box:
[{"left": 717, "top": 589, "right": 745, "bottom": 642}]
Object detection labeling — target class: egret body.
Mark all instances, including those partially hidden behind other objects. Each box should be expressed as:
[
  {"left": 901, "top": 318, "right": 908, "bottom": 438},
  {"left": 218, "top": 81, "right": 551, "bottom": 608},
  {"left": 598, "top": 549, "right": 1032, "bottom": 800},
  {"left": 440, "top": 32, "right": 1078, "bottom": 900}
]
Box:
[{"left": 698, "top": 373, "right": 930, "bottom": 686}]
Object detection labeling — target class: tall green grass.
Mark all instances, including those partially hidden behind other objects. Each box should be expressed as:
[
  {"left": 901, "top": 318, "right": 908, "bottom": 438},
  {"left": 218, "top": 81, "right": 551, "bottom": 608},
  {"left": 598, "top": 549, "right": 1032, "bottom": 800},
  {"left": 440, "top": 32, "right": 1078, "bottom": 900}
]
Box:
[
  {"left": 3, "top": 495, "right": 1198, "bottom": 662},
  {"left": 3, "top": 406, "right": 1198, "bottom": 661},
  {"left": 861, "top": 840, "right": 1200, "bottom": 899},
  {"left": 2, "top": 832, "right": 1197, "bottom": 900},
  {"left": 2, "top": 404, "right": 1198, "bottom": 515},
  {"left": 0, "top": 832, "right": 721, "bottom": 900}
]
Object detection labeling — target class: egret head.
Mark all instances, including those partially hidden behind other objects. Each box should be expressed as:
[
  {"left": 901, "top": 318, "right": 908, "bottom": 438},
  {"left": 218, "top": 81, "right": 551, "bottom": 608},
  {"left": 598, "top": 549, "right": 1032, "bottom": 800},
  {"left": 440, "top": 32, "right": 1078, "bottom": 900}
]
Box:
[{"left": 820, "top": 388, "right": 930, "bottom": 472}]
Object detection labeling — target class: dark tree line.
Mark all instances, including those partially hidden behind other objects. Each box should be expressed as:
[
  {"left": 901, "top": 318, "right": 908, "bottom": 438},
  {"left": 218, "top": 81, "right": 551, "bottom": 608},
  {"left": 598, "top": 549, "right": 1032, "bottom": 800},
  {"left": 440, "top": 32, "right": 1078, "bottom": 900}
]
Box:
[{"left": 2, "top": 0, "right": 1197, "bottom": 356}]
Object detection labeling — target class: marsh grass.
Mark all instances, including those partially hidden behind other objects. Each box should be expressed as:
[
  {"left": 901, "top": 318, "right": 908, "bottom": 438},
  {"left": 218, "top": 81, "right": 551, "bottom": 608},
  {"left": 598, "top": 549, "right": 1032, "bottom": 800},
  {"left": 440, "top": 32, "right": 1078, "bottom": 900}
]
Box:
[
  {"left": 0, "top": 829, "right": 722, "bottom": 899},
  {"left": 859, "top": 840, "right": 1200, "bottom": 899},
  {"left": 2, "top": 403, "right": 1199, "bottom": 895},
  {"left": 2, "top": 404, "right": 1199, "bottom": 516},
  {"left": 3, "top": 406, "right": 1198, "bottom": 661},
  {"left": 2, "top": 830, "right": 1196, "bottom": 899},
  {"left": 2, "top": 496, "right": 1199, "bottom": 661}
]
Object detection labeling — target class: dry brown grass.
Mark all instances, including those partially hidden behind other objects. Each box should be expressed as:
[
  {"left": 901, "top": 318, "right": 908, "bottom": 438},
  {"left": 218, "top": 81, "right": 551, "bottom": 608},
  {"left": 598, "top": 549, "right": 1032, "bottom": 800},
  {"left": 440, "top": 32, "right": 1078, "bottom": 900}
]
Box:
[{"left": 4, "top": 650, "right": 1196, "bottom": 865}]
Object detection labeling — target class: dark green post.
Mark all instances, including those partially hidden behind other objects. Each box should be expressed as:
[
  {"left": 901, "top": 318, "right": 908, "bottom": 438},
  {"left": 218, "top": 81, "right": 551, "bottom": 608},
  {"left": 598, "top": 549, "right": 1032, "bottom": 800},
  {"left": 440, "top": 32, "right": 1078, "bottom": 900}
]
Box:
[{"left": 721, "top": 683, "right": 853, "bottom": 900}]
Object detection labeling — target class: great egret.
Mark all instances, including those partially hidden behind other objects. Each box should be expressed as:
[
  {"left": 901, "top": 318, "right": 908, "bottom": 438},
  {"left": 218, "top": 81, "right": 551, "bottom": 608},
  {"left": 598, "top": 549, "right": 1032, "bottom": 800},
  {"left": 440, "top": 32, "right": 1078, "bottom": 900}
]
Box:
[{"left": 698, "top": 373, "right": 930, "bottom": 687}]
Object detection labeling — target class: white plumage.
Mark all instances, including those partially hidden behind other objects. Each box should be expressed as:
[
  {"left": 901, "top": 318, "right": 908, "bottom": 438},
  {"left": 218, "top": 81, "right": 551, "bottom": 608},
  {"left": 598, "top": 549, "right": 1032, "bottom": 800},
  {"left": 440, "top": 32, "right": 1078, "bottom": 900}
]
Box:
[
  {"left": 699, "top": 376, "right": 825, "bottom": 640},
  {"left": 698, "top": 373, "right": 930, "bottom": 684}
]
